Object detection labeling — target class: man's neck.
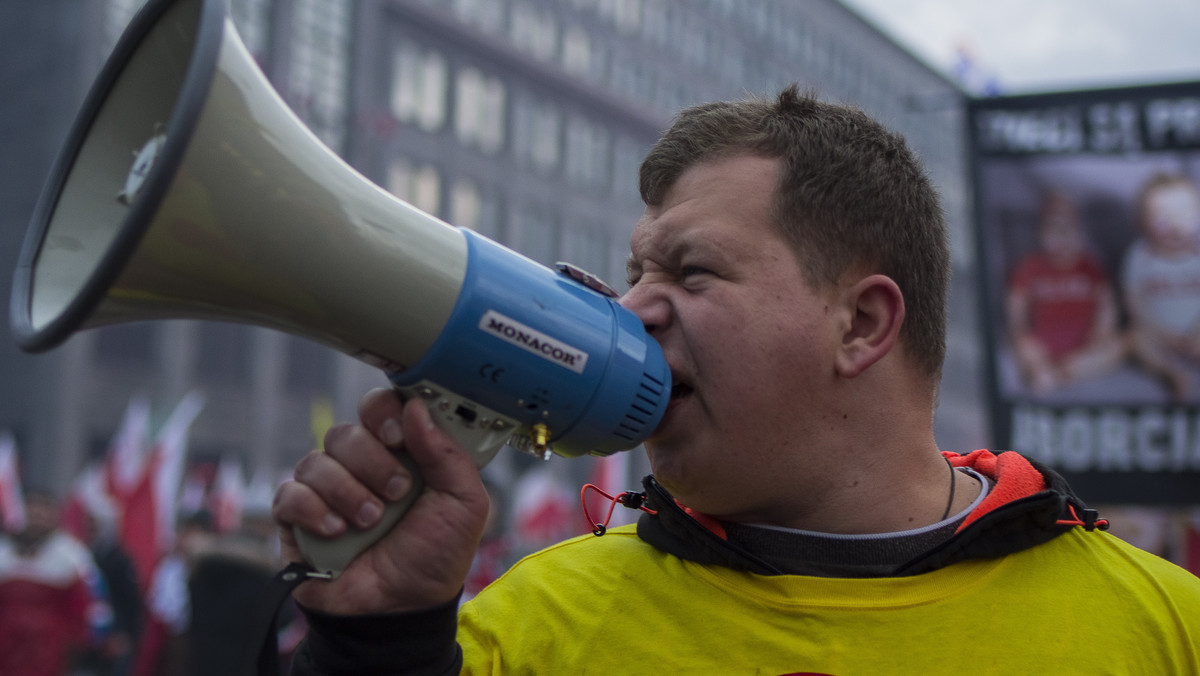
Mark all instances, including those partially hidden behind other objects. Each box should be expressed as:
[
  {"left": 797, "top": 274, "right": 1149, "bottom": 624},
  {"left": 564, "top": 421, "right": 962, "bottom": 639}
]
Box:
[
  {"left": 723, "top": 467, "right": 990, "bottom": 577},
  {"left": 739, "top": 438, "right": 978, "bottom": 535}
]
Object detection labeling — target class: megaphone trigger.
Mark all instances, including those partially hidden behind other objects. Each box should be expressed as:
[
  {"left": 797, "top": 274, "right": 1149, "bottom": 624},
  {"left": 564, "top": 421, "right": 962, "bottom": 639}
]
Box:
[{"left": 392, "top": 380, "right": 518, "bottom": 466}]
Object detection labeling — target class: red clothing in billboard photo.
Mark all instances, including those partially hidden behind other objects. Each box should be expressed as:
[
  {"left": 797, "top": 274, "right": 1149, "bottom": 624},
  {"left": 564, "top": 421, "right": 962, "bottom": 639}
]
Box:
[{"left": 1009, "top": 252, "right": 1109, "bottom": 360}]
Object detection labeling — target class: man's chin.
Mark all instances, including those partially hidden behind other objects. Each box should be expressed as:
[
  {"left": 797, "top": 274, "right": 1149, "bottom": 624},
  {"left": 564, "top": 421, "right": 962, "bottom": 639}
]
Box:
[{"left": 644, "top": 444, "right": 693, "bottom": 487}]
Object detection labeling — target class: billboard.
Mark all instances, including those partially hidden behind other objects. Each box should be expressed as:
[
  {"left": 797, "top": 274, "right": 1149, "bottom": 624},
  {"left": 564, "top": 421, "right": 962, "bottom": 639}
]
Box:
[{"left": 969, "top": 81, "right": 1200, "bottom": 504}]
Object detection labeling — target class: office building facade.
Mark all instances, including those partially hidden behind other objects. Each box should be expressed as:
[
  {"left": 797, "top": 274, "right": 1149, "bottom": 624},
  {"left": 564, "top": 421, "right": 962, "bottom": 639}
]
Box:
[{"left": 0, "top": 0, "right": 983, "bottom": 497}]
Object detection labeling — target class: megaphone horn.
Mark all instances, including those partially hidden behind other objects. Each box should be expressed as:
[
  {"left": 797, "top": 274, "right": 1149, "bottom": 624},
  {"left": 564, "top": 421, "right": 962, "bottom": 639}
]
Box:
[
  {"left": 13, "top": 0, "right": 462, "bottom": 367},
  {"left": 10, "top": 0, "right": 669, "bottom": 577}
]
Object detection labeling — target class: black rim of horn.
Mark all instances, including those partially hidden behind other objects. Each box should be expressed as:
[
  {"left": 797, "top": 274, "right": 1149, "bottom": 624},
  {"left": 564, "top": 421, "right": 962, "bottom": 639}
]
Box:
[{"left": 10, "top": 0, "right": 225, "bottom": 352}]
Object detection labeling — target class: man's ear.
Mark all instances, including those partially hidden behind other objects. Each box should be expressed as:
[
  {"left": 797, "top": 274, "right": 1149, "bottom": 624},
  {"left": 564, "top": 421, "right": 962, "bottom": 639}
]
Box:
[{"left": 835, "top": 274, "right": 905, "bottom": 378}]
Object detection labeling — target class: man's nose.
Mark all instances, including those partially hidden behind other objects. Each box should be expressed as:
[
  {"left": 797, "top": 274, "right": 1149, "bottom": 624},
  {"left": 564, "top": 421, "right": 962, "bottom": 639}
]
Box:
[{"left": 619, "top": 283, "right": 667, "bottom": 335}]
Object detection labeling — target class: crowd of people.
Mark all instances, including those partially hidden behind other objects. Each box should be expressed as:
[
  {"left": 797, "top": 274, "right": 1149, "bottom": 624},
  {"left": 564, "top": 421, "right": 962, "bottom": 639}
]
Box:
[
  {"left": 0, "top": 485, "right": 295, "bottom": 676},
  {"left": 0, "top": 490, "right": 106, "bottom": 676}
]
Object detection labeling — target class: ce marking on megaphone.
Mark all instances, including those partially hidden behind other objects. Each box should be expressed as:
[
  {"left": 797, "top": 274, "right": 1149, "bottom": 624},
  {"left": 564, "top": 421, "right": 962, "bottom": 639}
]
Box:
[{"left": 479, "top": 363, "right": 505, "bottom": 383}]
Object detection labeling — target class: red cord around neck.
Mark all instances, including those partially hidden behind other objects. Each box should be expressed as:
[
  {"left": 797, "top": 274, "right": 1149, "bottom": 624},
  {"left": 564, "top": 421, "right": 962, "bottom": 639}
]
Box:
[{"left": 580, "top": 483, "right": 657, "bottom": 536}]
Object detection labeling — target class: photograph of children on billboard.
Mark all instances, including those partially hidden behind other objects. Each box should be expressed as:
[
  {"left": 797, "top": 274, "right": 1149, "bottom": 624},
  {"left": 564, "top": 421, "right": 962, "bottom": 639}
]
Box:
[
  {"left": 981, "top": 157, "right": 1200, "bottom": 405},
  {"left": 971, "top": 82, "right": 1200, "bottom": 503}
]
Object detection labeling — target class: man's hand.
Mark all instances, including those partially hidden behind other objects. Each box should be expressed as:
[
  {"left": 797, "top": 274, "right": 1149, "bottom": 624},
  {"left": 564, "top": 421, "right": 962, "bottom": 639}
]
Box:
[{"left": 272, "top": 388, "right": 490, "bottom": 615}]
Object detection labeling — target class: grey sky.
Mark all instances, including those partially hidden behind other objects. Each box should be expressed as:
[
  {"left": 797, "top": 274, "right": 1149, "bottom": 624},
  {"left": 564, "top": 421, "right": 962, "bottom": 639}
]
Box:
[{"left": 840, "top": 0, "right": 1200, "bottom": 94}]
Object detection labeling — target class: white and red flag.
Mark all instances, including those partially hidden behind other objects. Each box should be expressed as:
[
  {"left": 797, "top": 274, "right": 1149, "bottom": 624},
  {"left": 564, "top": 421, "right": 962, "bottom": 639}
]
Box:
[
  {"left": 60, "top": 462, "right": 114, "bottom": 542},
  {"left": 511, "top": 465, "right": 577, "bottom": 546},
  {"left": 60, "top": 395, "right": 148, "bottom": 546},
  {"left": 122, "top": 391, "right": 205, "bottom": 591},
  {"left": 209, "top": 455, "right": 245, "bottom": 534},
  {"left": 104, "top": 395, "right": 151, "bottom": 503}
]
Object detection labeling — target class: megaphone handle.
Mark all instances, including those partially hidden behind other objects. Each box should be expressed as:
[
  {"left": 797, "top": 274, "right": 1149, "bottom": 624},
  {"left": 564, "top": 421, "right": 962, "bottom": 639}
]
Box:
[{"left": 293, "top": 381, "right": 515, "bottom": 577}]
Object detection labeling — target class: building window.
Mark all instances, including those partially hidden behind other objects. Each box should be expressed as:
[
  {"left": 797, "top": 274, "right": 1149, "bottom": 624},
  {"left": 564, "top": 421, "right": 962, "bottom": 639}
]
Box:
[
  {"left": 450, "top": 179, "right": 504, "bottom": 239},
  {"left": 229, "top": 0, "right": 272, "bottom": 63},
  {"left": 450, "top": 179, "right": 481, "bottom": 231},
  {"left": 450, "top": 0, "right": 505, "bottom": 35},
  {"left": 595, "top": 0, "right": 641, "bottom": 35},
  {"left": 641, "top": 0, "right": 668, "bottom": 45},
  {"left": 609, "top": 52, "right": 642, "bottom": 101},
  {"left": 388, "top": 159, "right": 442, "bottom": 216},
  {"left": 289, "top": 0, "right": 351, "bottom": 151},
  {"left": 507, "top": 202, "right": 557, "bottom": 265},
  {"left": 390, "top": 42, "right": 448, "bottom": 133},
  {"left": 565, "top": 115, "right": 610, "bottom": 190},
  {"left": 454, "top": 67, "right": 506, "bottom": 154},
  {"left": 509, "top": 2, "right": 557, "bottom": 62},
  {"left": 512, "top": 95, "right": 562, "bottom": 172},
  {"left": 561, "top": 26, "right": 592, "bottom": 78}
]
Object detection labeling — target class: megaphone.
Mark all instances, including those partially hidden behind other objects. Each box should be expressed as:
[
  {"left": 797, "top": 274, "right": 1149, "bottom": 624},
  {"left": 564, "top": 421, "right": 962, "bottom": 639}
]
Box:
[{"left": 10, "top": 0, "right": 669, "bottom": 575}]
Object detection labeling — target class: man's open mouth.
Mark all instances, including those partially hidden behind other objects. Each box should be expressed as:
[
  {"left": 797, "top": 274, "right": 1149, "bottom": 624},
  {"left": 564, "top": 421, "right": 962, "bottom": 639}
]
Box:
[{"left": 670, "top": 383, "right": 693, "bottom": 402}]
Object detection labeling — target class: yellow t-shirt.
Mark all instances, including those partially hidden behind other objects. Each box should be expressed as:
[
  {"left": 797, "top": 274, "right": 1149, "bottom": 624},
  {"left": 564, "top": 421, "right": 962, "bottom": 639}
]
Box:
[{"left": 459, "top": 523, "right": 1200, "bottom": 675}]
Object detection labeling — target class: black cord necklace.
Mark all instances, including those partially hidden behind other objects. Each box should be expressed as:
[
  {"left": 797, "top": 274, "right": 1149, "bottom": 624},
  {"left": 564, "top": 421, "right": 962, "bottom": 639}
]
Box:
[{"left": 940, "top": 457, "right": 958, "bottom": 521}]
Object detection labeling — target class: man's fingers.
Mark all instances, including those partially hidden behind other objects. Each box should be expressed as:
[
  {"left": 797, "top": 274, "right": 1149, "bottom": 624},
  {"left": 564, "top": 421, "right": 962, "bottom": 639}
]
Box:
[
  {"left": 293, "top": 443, "right": 388, "bottom": 530},
  {"left": 356, "top": 387, "right": 408, "bottom": 447},
  {"left": 323, "top": 422, "right": 416, "bottom": 506},
  {"left": 272, "top": 473, "right": 346, "bottom": 544},
  {"left": 358, "top": 389, "right": 481, "bottom": 496}
]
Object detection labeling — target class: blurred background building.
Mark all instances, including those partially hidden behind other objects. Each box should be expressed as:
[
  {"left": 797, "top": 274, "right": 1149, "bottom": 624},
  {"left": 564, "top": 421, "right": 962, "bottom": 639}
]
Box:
[{"left": 0, "top": 0, "right": 981, "bottom": 511}]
